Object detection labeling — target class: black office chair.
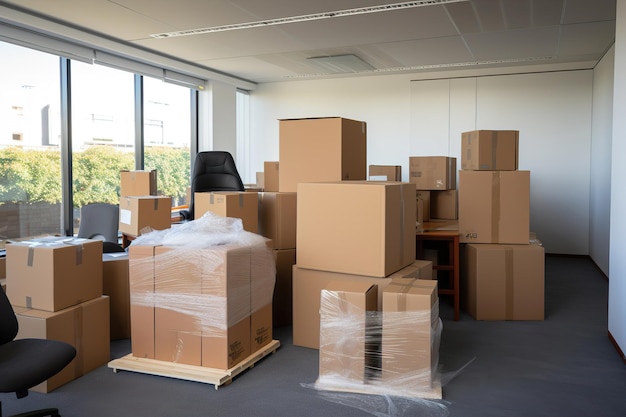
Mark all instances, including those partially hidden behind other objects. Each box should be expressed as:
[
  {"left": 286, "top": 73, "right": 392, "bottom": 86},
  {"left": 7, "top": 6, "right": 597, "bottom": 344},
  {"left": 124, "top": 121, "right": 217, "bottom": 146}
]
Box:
[
  {"left": 77, "top": 203, "right": 124, "bottom": 253},
  {"left": 0, "top": 288, "right": 77, "bottom": 417},
  {"left": 180, "top": 151, "right": 245, "bottom": 220}
]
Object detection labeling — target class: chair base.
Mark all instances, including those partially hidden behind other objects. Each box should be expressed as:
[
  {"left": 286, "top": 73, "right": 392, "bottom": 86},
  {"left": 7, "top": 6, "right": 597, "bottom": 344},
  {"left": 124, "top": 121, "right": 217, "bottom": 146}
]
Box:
[{"left": 1, "top": 402, "right": 61, "bottom": 417}]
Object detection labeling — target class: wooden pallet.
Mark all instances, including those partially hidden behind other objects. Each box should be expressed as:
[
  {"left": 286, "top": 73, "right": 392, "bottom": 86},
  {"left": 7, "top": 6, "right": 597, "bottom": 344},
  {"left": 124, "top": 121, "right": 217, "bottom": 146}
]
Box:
[
  {"left": 107, "top": 339, "right": 280, "bottom": 389},
  {"left": 313, "top": 375, "right": 443, "bottom": 400}
]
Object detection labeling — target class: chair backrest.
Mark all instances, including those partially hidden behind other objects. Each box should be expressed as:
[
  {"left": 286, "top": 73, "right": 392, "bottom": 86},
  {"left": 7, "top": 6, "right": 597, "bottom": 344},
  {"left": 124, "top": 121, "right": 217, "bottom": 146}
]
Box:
[
  {"left": 0, "top": 287, "right": 18, "bottom": 345},
  {"left": 189, "top": 151, "right": 245, "bottom": 218},
  {"left": 77, "top": 203, "right": 119, "bottom": 243}
]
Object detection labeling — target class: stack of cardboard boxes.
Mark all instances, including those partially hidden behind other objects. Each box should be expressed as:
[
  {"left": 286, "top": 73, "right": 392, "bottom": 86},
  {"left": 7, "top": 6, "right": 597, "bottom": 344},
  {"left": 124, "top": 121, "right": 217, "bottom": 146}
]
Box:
[
  {"left": 458, "top": 130, "right": 545, "bottom": 320},
  {"left": 118, "top": 170, "right": 171, "bottom": 238},
  {"left": 409, "top": 156, "right": 458, "bottom": 228},
  {"left": 5, "top": 236, "right": 110, "bottom": 392},
  {"left": 277, "top": 117, "right": 442, "bottom": 396}
]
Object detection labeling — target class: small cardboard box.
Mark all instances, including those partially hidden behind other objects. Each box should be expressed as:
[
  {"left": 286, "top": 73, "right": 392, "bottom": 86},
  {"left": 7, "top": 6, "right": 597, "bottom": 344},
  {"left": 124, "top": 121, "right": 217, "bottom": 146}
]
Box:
[
  {"left": 297, "top": 181, "right": 416, "bottom": 278},
  {"left": 258, "top": 192, "right": 297, "bottom": 250},
  {"left": 382, "top": 279, "right": 439, "bottom": 387},
  {"left": 369, "top": 165, "right": 402, "bottom": 181},
  {"left": 194, "top": 191, "right": 259, "bottom": 233},
  {"left": 120, "top": 170, "right": 157, "bottom": 197},
  {"left": 319, "top": 281, "right": 378, "bottom": 384},
  {"left": 458, "top": 170, "right": 530, "bottom": 244},
  {"left": 119, "top": 196, "right": 172, "bottom": 237},
  {"left": 293, "top": 260, "right": 432, "bottom": 350},
  {"left": 102, "top": 253, "right": 130, "bottom": 340},
  {"left": 278, "top": 117, "right": 367, "bottom": 192},
  {"left": 430, "top": 190, "right": 458, "bottom": 220},
  {"left": 264, "top": 161, "right": 279, "bottom": 192},
  {"left": 409, "top": 156, "right": 456, "bottom": 190},
  {"left": 6, "top": 237, "right": 103, "bottom": 312},
  {"left": 15, "top": 295, "right": 110, "bottom": 393},
  {"left": 463, "top": 242, "right": 545, "bottom": 320},
  {"left": 461, "top": 130, "right": 519, "bottom": 171}
]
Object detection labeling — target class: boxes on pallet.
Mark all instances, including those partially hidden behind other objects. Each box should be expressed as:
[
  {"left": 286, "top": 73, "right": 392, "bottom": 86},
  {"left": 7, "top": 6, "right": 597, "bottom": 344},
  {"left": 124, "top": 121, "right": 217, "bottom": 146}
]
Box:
[
  {"left": 409, "top": 156, "right": 456, "bottom": 190},
  {"left": 258, "top": 192, "right": 297, "bottom": 250},
  {"left": 463, "top": 242, "right": 545, "bottom": 320},
  {"left": 194, "top": 191, "right": 259, "bottom": 233},
  {"left": 461, "top": 130, "right": 519, "bottom": 171},
  {"left": 14, "top": 295, "right": 110, "bottom": 393},
  {"left": 119, "top": 196, "right": 172, "bottom": 237},
  {"left": 6, "top": 237, "right": 103, "bottom": 312},
  {"left": 120, "top": 169, "right": 157, "bottom": 197},
  {"left": 278, "top": 117, "right": 367, "bottom": 192},
  {"left": 458, "top": 170, "right": 530, "bottom": 244},
  {"left": 128, "top": 214, "right": 276, "bottom": 370},
  {"left": 292, "top": 260, "right": 432, "bottom": 349},
  {"left": 297, "top": 181, "right": 416, "bottom": 278}
]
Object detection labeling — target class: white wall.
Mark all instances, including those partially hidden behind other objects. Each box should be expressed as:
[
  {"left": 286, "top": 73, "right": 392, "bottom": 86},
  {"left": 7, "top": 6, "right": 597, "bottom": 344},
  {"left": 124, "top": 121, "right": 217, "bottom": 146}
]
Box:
[
  {"left": 250, "top": 69, "right": 594, "bottom": 255},
  {"left": 590, "top": 46, "right": 615, "bottom": 276},
  {"left": 609, "top": 0, "right": 626, "bottom": 359}
]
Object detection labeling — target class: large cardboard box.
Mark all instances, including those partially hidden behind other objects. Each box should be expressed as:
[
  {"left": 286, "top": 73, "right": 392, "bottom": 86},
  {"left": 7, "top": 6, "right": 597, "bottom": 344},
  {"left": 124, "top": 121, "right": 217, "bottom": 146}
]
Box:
[
  {"left": 119, "top": 195, "right": 172, "bottom": 237},
  {"left": 458, "top": 170, "right": 530, "bottom": 244},
  {"left": 264, "top": 161, "right": 279, "bottom": 192},
  {"left": 381, "top": 279, "right": 440, "bottom": 387},
  {"left": 6, "top": 237, "right": 103, "bottom": 312},
  {"left": 369, "top": 165, "right": 402, "bottom": 181},
  {"left": 430, "top": 190, "right": 458, "bottom": 220},
  {"left": 194, "top": 191, "right": 259, "bottom": 233},
  {"left": 292, "top": 261, "right": 432, "bottom": 349},
  {"left": 463, "top": 243, "right": 545, "bottom": 320},
  {"left": 103, "top": 253, "right": 130, "bottom": 340},
  {"left": 409, "top": 157, "right": 456, "bottom": 190},
  {"left": 318, "top": 281, "right": 378, "bottom": 385},
  {"left": 461, "top": 130, "right": 519, "bottom": 171},
  {"left": 273, "top": 248, "right": 296, "bottom": 327},
  {"left": 15, "top": 295, "right": 110, "bottom": 393},
  {"left": 120, "top": 169, "right": 157, "bottom": 197},
  {"left": 297, "top": 181, "right": 416, "bottom": 278},
  {"left": 258, "top": 192, "right": 297, "bottom": 250},
  {"left": 278, "top": 117, "right": 367, "bottom": 192}
]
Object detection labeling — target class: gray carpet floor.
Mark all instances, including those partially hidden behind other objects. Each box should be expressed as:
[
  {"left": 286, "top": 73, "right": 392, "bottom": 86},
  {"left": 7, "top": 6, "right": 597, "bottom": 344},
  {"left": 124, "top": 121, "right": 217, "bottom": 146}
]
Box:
[{"left": 2, "top": 255, "right": 625, "bottom": 417}]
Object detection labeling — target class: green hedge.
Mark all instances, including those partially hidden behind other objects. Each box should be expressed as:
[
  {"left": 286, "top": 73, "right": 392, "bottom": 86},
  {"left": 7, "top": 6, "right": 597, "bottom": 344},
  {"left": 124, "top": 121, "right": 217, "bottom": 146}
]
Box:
[{"left": 0, "top": 146, "right": 189, "bottom": 207}]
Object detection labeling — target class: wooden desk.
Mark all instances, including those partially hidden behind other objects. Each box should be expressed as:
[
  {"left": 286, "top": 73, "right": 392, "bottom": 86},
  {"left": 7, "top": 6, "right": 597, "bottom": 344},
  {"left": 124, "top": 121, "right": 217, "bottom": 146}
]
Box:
[{"left": 416, "top": 222, "right": 460, "bottom": 321}]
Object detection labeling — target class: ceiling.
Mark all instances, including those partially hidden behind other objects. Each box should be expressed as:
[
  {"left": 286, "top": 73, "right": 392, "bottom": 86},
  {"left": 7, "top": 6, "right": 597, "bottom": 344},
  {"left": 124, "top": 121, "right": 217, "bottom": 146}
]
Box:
[{"left": 0, "top": 0, "right": 616, "bottom": 85}]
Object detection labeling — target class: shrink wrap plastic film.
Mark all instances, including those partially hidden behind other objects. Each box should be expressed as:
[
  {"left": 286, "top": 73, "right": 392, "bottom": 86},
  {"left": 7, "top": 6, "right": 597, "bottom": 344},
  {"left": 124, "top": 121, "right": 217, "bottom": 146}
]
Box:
[
  {"left": 129, "top": 212, "right": 276, "bottom": 335},
  {"left": 315, "top": 288, "right": 443, "bottom": 399}
]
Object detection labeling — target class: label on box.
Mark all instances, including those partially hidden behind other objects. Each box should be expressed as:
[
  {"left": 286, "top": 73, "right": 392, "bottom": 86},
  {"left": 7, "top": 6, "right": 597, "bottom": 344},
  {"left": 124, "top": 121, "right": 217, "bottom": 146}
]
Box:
[{"left": 120, "top": 209, "right": 132, "bottom": 225}]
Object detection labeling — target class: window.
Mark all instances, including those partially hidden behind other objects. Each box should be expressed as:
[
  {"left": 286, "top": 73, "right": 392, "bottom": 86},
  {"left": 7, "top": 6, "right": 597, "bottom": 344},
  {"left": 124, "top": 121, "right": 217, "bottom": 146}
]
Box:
[{"left": 0, "top": 42, "right": 62, "bottom": 239}]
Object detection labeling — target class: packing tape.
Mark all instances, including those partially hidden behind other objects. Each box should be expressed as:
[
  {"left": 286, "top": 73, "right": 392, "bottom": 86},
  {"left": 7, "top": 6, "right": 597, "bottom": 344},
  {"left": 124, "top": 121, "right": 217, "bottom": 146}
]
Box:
[
  {"left": 505, "top": 246, "right": 514, "bottom": 320},
  {"left": 73, "top": 306, "right": 84, "bottom": 378},
  {"left": 27, "top": 247, "right": 35, "bottom": 267},
  {"left": 210, "top": 192, "right": 215, "bottom": 204},
  {"left": 491, "top": 172, "right": 501, "bottom": 243},
  {"left": 153, "top": 198, "right": 159, "bottom": 211},
  {"left": 491, "top": 130, "right": 498, "bottom": 169},
  {"left": 239, "top": 193, "right": 244, "bottom": 208}
]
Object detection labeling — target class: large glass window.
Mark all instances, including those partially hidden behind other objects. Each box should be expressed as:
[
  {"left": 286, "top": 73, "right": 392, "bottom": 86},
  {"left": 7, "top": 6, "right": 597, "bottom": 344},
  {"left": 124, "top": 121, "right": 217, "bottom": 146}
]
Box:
[
  {"left": 70, "top": 61, "right": 135, "bottom": 234},
  {"left": 143, "top": 77, "right": 191, "bottom": 207},
  {"left": 0, "top": 42, "right": 62, "bottom": 241}
]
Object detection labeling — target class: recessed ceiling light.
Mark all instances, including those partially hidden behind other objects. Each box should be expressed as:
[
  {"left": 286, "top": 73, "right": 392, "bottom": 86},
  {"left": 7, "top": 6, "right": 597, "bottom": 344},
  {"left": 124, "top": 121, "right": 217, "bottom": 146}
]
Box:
[{"left": 151, "top": 0, "right": 468, "bottom": 38}]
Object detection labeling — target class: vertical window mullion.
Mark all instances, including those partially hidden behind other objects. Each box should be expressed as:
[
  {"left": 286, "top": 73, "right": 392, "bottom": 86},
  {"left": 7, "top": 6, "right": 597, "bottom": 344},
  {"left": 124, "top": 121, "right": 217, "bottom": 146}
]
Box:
[
  {"left": 134, "top": 74, "right": 144, "bottom": 169},
  {"left": 60, "top": 57, "right": 73, "bottom": 236}
]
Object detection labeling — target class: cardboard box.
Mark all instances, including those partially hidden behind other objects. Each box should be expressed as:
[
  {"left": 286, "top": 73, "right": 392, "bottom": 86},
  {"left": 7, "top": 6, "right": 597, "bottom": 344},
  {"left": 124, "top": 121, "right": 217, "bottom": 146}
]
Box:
[
  {"left": 103, "top": 253, "right": 130, "bottom": 340},
  {"left": 264, "top": 161, "right": 279, "bottom": 192},
  {"left": 461, "top": 130, "right": 519, "bottom": 171},
  {"left": 409, "top": 157, "right": 456, "bottom": 190},
  {"left": 128, "top": 244, "right": 157, "bottom": 359},
  {"left": 258, "top": 192, "right": 297, "bottom": 250},
  {"left": 250, "top": 242, "right": 276, "bottom": 353},
  {"left": 278, "top": 117, "right": 367, "bottom": 192},
  {"left": 369, "top": 165, "right": 402, "bottom": 181},
  {"left": 458, "top": 170, "right": 530, "bottom": 244},
  {"left": 273, "top": 248, "right": 296, "bottom": 327},
  {"left": 15, "top": 295, "right": 110, "bottom": 393},
  {"left": 430, "top": 190, "right": 458, "bottom": 220},
  {"left": 120, "top": 169, "right": 157, "bottom": 197},
  {"left": 417, "top": 190, "right": 431, "bottom": 223},
  {"left": 297, "top": 181, "right": 416, "bottom": 278},
  {"left": 381, "top": 279, "right": 439, "bottom": 387},
  {"left": 319, "top": 281, "right": 378, "bottom": 384},
  {"left": 6, "top": 237, "right": 103, "bottom": 312},
  {"left": 463, "top": 243, "right": 545, "bottom": 320},
  {"left": 119, "top": 195, "right": 172, "bottom": 237},
  {"left": 292, "top": 261, "right": 432, "bottom": 349},
  {"left": 194, "top": 191, "right": 259, "bottom": 233},
  {"left": 256, "top": 172, "right": 265, "bottom": 189}
]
